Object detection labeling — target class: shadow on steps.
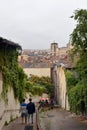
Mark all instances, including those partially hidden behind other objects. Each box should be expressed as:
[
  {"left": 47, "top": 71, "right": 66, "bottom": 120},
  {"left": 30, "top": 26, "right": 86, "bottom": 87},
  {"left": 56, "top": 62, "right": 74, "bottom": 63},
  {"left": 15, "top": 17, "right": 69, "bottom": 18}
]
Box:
[{"left": 24, "top": 125, "right": 33, "bottom": 130}]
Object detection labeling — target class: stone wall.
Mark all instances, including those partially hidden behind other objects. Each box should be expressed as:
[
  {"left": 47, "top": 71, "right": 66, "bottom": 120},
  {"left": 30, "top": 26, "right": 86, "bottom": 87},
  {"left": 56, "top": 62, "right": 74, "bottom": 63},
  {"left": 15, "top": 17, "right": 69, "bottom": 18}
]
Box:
[
  {"left": 24, "top": 68, "right": 50, "bottom": 77},
  {"left": 59, "top": 47, "right": 67, "bottom": 55},
  {"left": 52, "top": 64, "right": 70, "bottom": 110},
  {"left": 0, "top": 71, "right": 20, "bottom": 130}
]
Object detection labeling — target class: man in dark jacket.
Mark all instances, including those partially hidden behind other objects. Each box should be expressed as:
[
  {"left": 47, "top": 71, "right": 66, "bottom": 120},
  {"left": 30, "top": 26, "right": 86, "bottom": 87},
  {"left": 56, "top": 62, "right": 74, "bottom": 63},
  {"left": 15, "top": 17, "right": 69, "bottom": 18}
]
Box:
[{"left": 26, "top": 98, "right": 35, "bottom": 124}]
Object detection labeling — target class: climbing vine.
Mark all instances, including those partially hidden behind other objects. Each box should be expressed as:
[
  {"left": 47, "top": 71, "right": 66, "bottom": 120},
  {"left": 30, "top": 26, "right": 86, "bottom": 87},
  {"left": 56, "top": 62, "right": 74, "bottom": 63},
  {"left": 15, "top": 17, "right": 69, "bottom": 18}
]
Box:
[
  {"left": 0, "top": 46, "right": 27, "bottom": 103},
  {"left": 65, "top": 68, "right": 87, "bottom": 114}
]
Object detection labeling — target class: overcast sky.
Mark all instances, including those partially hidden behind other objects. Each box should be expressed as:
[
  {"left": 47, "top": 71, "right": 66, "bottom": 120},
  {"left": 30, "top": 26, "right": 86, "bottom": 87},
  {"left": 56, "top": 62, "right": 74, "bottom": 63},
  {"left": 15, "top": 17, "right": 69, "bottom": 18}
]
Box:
[{"left": 0, "top": 0, "right": 87, "bottom": 49}]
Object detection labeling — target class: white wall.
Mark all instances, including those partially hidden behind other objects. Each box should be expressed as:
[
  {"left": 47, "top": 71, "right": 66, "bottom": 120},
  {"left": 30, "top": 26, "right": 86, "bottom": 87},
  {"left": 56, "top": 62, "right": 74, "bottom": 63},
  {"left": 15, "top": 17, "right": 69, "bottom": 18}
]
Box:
[
  {"left": 0, "top": 72, "right": 20, "bottom": 130},
  {"left": 24, "top": 68, "right": 50, "bottom": 77},
  {"left": 53, "top": 66, "right": 70, "bottom": 110},
  {"left": 57, "top": 67, "right": 66, "bottom": 109}
]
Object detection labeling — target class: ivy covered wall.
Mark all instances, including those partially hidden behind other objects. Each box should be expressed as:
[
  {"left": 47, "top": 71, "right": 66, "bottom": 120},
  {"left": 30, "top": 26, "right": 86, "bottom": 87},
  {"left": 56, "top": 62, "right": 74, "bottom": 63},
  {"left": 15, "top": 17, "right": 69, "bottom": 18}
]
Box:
[
  {"left": 0, "top": 41, "right": 26, "bottom": 103},
  {"left": 65, "top": 69, "right": 87, "bottom": 115}
]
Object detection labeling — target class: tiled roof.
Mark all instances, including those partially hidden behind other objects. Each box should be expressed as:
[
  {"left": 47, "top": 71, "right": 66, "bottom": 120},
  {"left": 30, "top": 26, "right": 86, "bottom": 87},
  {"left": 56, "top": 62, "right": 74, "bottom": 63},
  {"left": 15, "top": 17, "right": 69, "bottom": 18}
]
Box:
[{"left": 0, "top": 37, "right": 21, "bottom": 49}]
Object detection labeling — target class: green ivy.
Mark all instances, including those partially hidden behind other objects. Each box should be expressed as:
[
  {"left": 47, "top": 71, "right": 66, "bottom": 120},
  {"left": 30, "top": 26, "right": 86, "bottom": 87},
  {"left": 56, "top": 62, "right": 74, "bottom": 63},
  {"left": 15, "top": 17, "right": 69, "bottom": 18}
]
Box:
[
  {"left": 68, "top": 80, "right": 87, "bottom": 114},
  {"left": 65, "top": 69, "right": 87, "bottom": 115},
  {"left": 65, "top": 70, "right": 78, "bottom": 91},
  {"left": 0, "top": 46, "right": 27, "bottom": 103}
]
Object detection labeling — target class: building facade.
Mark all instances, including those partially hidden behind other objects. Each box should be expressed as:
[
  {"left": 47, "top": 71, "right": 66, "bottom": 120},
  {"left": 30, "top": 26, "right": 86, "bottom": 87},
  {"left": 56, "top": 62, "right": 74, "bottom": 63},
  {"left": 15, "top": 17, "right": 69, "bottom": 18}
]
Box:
[
  {"left": 50, "top": 42, "right": 73, "bottom": 56},
  {"left": 24, "top": 68, "right": 50, "bottom": 78}
]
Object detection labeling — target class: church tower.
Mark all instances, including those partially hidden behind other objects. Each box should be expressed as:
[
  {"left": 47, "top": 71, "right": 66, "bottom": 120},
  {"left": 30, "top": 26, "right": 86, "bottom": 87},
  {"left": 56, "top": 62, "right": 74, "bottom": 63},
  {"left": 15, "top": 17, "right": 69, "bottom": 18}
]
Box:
[{"left": 51, "top": 41, "right": 59, "bottom": 56}]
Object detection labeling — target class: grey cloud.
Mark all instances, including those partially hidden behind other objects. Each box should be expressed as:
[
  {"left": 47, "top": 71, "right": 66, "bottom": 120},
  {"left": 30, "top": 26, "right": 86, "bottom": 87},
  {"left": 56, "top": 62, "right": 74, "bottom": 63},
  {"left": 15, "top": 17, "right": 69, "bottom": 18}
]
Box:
[{"left": 0, "top": 0, "right": 87, "bottom": 49}]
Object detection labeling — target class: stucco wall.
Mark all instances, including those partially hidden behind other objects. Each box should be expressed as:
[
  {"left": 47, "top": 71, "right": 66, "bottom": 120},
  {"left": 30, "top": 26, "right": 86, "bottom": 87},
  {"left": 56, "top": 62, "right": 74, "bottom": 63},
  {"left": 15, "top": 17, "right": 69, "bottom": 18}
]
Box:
[
  {"left": 0, "top": 72, "right": 20, "bottom": 130},
  {"left": 57, "top": 67, "right": 66, "bottom": 108},
  {"left": 52, "top": 65, "right": 70, "bottom": 110},
  {"left": 24, "top": 68, "right": 50, "bottom": 77}
]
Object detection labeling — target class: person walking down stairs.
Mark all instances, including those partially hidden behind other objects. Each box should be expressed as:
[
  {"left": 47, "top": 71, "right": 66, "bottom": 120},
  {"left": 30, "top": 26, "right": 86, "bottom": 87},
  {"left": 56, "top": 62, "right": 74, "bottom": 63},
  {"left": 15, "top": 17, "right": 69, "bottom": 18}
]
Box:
[
  {"left": 26, "top": 98, "right": 35, "bottom": 124},
  {"left": 20, "top": 98, "right": 27, "bottom": 124}
]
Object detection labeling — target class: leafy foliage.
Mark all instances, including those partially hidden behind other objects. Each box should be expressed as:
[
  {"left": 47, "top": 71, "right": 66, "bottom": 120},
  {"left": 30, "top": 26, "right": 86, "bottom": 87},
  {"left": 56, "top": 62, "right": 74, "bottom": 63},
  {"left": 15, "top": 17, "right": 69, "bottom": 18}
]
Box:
[
  {"left": 30, "top": 84, "right": 46, "bottom": 96},
  {"left": 28, "top": 75, "right": 54, "bottom": 96},
  {"left": 0, "top": 46, "right": 27, "bottom": 103},
  {"left": 71, "top": 9, "right": 87, "bottom": 51},
  {"left": 68, "top": 80, "right": 87, "bottom": 114},
  {"left": 67, "top": 9, "right": 87, "bottom": 114},
  {"left": 65, "top": 70, "right": 78, "bottom": 91}
]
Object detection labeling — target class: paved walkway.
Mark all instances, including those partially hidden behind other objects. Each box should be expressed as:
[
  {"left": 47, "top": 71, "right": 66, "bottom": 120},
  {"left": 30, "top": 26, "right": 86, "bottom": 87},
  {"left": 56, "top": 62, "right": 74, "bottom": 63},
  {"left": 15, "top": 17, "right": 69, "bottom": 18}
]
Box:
[
  {"left": 40, "top": 108, "right": 87, "bottom": 130},
  {"left": 2, "top": 108, "right": 87, "bottom": 130},
  {"left": 2, "top": 113, "right": 37, "bottom": 130}
]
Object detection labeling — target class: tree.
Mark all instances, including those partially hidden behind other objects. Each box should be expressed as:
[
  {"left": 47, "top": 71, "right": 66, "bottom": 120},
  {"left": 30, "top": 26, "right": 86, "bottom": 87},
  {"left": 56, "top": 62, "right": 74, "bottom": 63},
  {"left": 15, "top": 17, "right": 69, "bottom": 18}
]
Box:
[
  {"left": 28, "top": 75, "right": 54, "bottom": 96},
  {"left": 68, "top": 9, "right": 87, "bottom": 114},
  {"left": 70, "top": 9, "right": 87, "bottom": 79},
  {"left": 71, "top": 9, "right": 87, "bottom": 52}
]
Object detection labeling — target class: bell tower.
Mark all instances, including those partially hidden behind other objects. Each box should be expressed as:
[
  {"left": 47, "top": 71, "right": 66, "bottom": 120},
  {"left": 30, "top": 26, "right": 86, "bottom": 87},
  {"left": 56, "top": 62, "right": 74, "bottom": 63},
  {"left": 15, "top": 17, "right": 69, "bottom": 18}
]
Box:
[{"left": 51, "top": 41, "right": 59, "bottom": 56}]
